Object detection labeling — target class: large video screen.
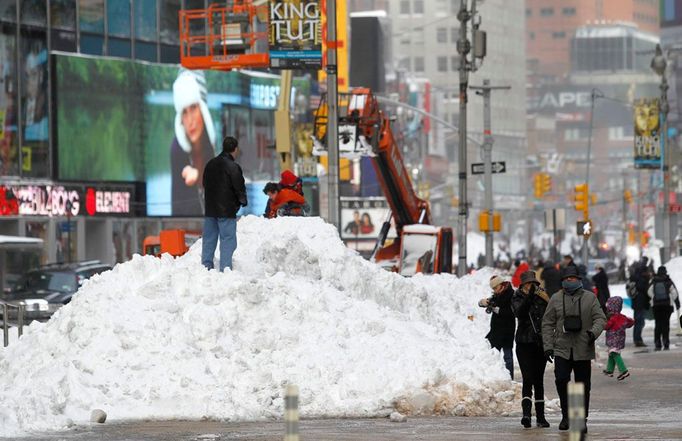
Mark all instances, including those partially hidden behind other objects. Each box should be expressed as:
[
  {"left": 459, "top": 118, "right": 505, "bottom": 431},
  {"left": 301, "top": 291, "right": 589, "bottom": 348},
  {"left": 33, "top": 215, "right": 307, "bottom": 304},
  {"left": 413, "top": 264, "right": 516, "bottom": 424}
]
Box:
[{"left": 55, "top": 54, "right": 311, "bottom": 217}]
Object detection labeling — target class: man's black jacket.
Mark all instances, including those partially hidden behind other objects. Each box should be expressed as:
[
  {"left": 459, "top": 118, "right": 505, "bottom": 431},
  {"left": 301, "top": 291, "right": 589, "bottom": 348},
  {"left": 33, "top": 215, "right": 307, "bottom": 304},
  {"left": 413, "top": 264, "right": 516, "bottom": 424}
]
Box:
[{"left": 203, "top": 151, "right": 247, "bottom": 218}]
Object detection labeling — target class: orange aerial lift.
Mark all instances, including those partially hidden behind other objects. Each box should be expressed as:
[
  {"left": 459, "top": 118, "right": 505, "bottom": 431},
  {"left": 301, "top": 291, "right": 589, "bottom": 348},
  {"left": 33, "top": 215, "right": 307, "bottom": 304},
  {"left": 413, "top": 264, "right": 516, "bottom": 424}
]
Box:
[{"left": 313, "top": 88, "right": 453, "bottom": 275}]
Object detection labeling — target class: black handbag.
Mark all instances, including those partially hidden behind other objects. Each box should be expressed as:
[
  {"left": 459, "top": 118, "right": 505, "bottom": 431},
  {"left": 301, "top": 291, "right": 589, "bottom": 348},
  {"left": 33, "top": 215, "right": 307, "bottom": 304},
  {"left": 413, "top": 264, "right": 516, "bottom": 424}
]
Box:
[{"left": 562, "top": 294, "right": 582, "bottom": 333}]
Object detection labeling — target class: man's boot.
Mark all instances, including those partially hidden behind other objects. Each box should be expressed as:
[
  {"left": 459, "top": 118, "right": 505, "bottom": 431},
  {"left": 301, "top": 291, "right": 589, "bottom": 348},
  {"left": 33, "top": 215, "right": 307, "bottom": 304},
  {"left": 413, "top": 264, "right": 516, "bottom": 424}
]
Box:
[
  {"left": 535, "top": 400, "right": 550, "bottom": 428},
  {"left": 521, "top": 397, "right": 532, "bottom": 428}
]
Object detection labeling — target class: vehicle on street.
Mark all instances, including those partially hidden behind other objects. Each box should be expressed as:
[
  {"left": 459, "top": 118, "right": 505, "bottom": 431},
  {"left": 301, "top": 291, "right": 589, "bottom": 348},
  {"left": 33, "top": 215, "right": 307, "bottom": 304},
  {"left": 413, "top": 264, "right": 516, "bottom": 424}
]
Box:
[{"left": 1, "top": 260, "right": 112, "bottom": 322}]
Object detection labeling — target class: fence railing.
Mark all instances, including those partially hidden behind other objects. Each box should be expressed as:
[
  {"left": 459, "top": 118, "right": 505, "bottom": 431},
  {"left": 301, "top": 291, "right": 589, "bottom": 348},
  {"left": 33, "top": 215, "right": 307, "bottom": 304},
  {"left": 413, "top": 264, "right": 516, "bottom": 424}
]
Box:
[{"left": 1, "top": 301, "right": 25, "bottom": 347}]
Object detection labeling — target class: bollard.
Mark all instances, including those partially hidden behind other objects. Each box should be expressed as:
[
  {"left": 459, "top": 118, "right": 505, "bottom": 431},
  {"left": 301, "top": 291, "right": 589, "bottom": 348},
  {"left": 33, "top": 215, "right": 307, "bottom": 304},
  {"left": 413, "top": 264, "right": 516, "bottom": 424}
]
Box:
[
  {"left": 2, "top": 303, "right": 8, "bottom": 347},
  {"left": 17, "top": 304, "right": 24, "bottom": 338},
  {"left": 568, "top": 382, "right": 585, "bottom": 441},
  {"left": 284, "top": 384, "right": 299, "bottom": 441}
]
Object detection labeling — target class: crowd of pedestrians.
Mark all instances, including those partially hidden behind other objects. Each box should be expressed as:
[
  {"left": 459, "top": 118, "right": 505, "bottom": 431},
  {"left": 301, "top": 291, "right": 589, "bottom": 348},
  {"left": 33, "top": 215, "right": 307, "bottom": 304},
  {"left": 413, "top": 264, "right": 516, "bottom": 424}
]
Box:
[{"left": 478, "top": 254, "right": 679, "bottom": 434}]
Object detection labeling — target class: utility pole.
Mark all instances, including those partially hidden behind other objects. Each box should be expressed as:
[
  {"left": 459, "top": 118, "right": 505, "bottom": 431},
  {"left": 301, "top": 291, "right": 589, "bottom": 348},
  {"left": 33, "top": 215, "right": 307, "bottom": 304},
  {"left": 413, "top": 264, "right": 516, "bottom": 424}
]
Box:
[
  {"left": 583, "top": 88, "right": 602, "bottom": 266},
  {"left": 652, "top": 45, "right": 671, "bottom": 263},
  {"left": 326, "top": 0, "right": 340, "bottom": 230},
  {"left": 456, "top": 0, "right": 485, "bottom": 276},
  {"left": 471, "top": 79, "right": 510, "bottom": 268}
]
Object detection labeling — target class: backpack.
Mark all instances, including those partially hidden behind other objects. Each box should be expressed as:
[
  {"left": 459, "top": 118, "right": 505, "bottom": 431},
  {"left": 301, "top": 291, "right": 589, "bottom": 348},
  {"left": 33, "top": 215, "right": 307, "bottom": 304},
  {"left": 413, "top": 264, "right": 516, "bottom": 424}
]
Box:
[
  {"left": 652, "top": 280, "right": 670, "bottom": 306},
  {"left": 626, "top": 280, "right": 638, "bottom": 299}
]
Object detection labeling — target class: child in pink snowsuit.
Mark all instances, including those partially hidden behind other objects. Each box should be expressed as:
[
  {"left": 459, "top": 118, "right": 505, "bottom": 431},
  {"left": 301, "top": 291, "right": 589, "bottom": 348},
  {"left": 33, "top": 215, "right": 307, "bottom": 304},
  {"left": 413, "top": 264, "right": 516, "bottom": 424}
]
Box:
[{"left": 603, "top": 296, "right": 635, "bottom": 380}]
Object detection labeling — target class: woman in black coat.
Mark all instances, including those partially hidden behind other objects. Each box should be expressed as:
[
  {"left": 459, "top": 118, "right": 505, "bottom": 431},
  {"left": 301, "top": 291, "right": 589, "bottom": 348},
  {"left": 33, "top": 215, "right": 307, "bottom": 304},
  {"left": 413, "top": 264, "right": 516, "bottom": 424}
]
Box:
[{"left": 512, "top": 270, "right": 550, "bottom": 428}]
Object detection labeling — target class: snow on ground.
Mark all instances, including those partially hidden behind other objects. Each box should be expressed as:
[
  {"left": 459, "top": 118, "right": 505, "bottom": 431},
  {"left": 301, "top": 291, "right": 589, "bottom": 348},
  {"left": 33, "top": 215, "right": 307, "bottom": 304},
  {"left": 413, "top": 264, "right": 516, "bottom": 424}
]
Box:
[{"left": 0, "top": 216, "right": 517, "bottom": 437}]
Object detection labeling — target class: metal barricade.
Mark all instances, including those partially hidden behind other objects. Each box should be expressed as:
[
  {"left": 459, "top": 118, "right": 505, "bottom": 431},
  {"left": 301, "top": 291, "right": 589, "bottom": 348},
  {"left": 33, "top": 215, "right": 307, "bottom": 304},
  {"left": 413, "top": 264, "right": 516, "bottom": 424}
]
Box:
[{"left": 1, "top": 301, "right": 25, "bottom": 347}]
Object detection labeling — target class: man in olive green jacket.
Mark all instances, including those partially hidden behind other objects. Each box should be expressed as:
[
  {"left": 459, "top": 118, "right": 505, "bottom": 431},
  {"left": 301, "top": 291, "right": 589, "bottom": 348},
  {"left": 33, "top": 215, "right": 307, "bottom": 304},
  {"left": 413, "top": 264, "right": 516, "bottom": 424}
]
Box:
[{"left": 542, "top": 265, "right": 606, "bottom": 433}]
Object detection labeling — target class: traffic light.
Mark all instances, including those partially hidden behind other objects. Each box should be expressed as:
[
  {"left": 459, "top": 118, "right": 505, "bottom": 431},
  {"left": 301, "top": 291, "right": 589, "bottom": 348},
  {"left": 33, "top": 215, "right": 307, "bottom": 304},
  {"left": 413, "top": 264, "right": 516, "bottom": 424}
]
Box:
[
  {"left": 533, "top": 174, "right": 543, "bottom": 198},
  {"left": 533, "top": 173, "right": 551, "bottom": 199},
  {"left": 574, "top": 183, "right": 589, "bottom": 219},
  {"left": 590, "top": 193, "right": 597, "bottom": 206},
  {"left": 541, "top": 173, "right": 552, "bottom": 195},
  {"left": 624, "top": 190, "right": 633, "bottom": 204}
]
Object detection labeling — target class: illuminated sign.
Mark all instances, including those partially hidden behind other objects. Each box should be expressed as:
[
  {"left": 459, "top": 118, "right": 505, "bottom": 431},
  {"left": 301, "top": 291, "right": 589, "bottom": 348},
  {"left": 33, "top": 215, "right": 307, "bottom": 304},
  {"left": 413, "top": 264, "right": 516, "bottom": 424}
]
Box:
[
  {"left": 85, "top": 188, "right": 131, "bottom": 216},
  {"left": 250, "top": 83, "right": 280, "bottom": 109},
  {"left": 0, "top": 184, "right": 136, "bottom": 217}
]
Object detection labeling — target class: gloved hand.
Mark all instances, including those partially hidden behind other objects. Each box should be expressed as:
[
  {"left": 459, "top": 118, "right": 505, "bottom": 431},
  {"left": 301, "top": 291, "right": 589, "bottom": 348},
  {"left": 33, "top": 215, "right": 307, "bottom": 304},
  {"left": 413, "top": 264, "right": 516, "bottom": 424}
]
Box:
[
  {"left": 544, "top": 349, "right": 554, "bottom": 363},
  {"left": 587, "top": 331, "right": 596, "bottom": 345}
]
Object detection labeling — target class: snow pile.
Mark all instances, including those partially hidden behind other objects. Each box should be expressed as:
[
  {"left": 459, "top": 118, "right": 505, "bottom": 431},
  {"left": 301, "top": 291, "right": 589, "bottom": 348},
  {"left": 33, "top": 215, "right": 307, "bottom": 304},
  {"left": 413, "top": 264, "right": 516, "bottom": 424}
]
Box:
[{"left": 0, "top": 216, "right": 516, "bottom": 436}]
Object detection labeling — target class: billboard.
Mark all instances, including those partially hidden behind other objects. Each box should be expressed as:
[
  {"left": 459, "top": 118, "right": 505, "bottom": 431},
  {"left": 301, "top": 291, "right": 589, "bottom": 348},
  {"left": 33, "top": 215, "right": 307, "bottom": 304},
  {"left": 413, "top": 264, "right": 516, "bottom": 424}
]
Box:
[
  {"left": 339, "top": 197, "right": 396, "bottom": 240},
  {"left": 55, "top": 54, "right": 311, "bottom": 217},
  {"left": 0, "top": 184, "right": 138, "bottom": 217},
  {"left": 269, "top": 0, "right": 322, "bottom": 69},
  {"left": 634, "top": 98, "right": 663, "bottom": 169}
]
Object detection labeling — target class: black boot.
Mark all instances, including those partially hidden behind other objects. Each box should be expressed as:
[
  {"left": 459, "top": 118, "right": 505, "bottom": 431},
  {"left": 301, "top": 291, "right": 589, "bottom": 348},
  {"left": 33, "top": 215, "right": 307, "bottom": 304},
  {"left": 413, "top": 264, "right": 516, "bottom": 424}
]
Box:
[
  {"left": 535, "top": 401, "right": 550, "bottom": 428},
  {"left": 521, "top": 397, "right": 532, "bottom": 428},
  {"left": 558, "top": 417, "right": 569, "bottom": 430}
]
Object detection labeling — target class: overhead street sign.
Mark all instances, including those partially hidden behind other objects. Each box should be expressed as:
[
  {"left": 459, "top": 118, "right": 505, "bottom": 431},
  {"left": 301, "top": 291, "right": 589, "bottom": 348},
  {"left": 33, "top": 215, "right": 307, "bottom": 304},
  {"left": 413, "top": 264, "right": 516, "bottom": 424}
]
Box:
[{"left": 471, "top": 161, "right": 506, "bottom": 175}]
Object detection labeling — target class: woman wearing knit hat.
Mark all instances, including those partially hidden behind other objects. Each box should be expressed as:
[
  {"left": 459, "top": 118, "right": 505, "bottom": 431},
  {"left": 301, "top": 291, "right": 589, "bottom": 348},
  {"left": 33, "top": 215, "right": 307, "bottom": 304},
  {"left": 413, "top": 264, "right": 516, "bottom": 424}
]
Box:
[
  {"left": 170, "top": 68, "right": 216, "bottom": 216},
  {"left": 478, "top": 275, "right": 516, "bottom": 379}
]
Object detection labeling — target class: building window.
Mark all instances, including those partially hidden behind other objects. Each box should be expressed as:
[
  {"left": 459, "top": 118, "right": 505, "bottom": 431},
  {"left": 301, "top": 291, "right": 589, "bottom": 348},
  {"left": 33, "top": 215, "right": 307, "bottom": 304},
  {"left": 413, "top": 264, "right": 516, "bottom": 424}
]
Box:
[
  {"left": 414, "top": 0, "right": 424, "bottom": 14},
  {"left": 562, "top": 7, "right": 576, "bottom": 16},
  {"left": 79, "top": 0, "right": 104, "bottom": 33},
  {"left": 526, "top": 8, "right": 531, "bottom": 17},
  {"left": 437, "top": 56, "right": 447, "bottom": 72},
  {"left": 399, "top": 57, "right": 411, "bottom": 71},
  {"left": 160, "top": 0, "right": 182, "bottom": 44},
  {"left": 552, "top": 31, "right": 566, "bottom": 39},
  {"left": 134, "top": 0, "right": 157, "bottom": 41},
  {"left": 451, "top": 55, "right": 459, "bottom": 71},
  {"left": 451, "top": 27, "right": 458, "bottom": 42},
  {"left": 414, "top": 56, "right": 424, "bottom": 72},
  {"left": 437, "top": 27, "right": 447, "bottom": 43},
  {"left": 540, "top": 7, "right": 554, "bottom": 16},
  {"left": 400, "top": 0, "right": 410, "bottom": 14},
  {"left": 529, "top": 31, "right": 535, "bottom": 40},
  {"left": 107, "top": 0, "right": 131, "bottom": 37}
]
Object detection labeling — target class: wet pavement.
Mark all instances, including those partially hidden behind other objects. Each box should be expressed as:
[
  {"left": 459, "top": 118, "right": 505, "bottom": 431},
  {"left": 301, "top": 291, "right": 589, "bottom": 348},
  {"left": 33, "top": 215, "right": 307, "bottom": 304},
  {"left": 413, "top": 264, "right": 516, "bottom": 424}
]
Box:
[{"left": 11, "top": 327, "right": 682, "bottom": 440}]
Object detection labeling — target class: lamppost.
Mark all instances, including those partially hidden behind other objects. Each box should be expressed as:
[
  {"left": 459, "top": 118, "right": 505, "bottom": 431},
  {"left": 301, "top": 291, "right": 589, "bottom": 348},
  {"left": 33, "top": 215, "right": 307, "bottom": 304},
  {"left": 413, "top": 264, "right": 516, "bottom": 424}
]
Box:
[{"left": 651, "top": 44, "right": 671, "bottom": 264}]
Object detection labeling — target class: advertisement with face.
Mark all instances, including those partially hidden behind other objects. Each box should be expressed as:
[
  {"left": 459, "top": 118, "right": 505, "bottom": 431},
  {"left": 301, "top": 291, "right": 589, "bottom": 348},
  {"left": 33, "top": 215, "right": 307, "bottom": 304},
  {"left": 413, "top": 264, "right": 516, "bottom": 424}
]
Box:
[
  {"left": 339, "top": 197, "right": 396, "bottom": 240},
  {"left": 54, "top": 54, "right": 311, "bottom": 217}
]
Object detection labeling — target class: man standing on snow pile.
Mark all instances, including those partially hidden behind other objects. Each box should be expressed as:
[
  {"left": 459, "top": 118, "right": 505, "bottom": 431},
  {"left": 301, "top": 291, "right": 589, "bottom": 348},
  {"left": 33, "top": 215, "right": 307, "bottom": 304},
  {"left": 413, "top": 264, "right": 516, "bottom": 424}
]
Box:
[
  {"left": 201, "top": 136, "right": 247, "bottom": 271},
  {"left": 478, "top": 275, "right": 516, "bottom": 379},
  {"left": 541, "top": 265, "right": 605, "bottom": 434}
]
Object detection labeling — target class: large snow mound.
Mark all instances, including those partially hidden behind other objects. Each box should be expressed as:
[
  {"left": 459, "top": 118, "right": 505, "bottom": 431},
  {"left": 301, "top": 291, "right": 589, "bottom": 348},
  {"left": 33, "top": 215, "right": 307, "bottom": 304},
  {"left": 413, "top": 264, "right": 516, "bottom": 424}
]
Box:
[{"left": 0, "top": 216, "right": 516, "bottom": 437}]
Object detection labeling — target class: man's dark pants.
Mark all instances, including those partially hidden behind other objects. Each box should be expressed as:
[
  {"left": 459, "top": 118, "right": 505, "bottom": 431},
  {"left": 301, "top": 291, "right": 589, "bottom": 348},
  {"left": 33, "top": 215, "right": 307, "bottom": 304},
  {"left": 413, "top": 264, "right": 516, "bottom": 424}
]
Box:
[
  {"left": 555, "top": 356, "right": 592, "bottom": 419},
  {"left": 633, "top": 308, "right": 646, "bottom": 344}
]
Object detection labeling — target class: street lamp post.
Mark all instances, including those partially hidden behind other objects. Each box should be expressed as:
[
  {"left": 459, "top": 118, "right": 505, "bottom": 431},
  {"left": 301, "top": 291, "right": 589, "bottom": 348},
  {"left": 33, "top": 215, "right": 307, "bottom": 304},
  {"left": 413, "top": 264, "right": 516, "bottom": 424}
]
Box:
[{"left": 651, "top": 44, "right": 671, "bottom": 264}]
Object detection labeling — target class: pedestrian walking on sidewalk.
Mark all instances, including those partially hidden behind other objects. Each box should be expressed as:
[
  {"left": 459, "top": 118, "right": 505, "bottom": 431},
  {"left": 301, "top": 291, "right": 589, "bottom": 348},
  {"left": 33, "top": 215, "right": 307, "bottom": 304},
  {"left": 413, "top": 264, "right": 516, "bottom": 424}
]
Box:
[
  {"left": 631, "top": 257, "right": 652, "bottom": 347},
  {"left": 201, "top": 136, "right": 247, "bottom": 271},
  {"left": 478, "top": 275, "right": 516, "bottom": 379},
  {"left": 512, "top": 270, "right": 550, "bottom": 428},
  {"left": 647, "top": 266, "right": 680, "bottom": 351},
  {"left": 603, "top": 296, "right": 634, "bottom": 380},
  {"left": 541, "top": 265, "right": 606, "bottom": 433}
]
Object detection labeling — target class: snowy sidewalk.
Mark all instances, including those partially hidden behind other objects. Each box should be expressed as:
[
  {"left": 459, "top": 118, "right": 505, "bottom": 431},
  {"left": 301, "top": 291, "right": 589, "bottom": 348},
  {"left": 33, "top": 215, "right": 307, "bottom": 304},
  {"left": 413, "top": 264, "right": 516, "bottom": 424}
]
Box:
[{"left": 13, "top": 330, "right": 682, "bottom": 441}]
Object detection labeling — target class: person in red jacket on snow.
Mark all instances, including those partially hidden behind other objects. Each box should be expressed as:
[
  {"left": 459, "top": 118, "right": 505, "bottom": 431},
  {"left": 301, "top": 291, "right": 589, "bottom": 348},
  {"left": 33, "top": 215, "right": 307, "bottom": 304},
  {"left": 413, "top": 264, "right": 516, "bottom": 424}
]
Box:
[
  {"left": 512, "top": 259, "right": 530, "bottom": 288},
  {"left": 603, "top": 296, "right": 635, "bottom": 381}
]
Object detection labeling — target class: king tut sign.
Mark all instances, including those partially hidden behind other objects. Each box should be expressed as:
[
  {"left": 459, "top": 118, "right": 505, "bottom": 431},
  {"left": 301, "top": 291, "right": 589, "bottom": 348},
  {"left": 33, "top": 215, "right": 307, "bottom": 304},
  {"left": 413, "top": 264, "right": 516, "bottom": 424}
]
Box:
[{"left": 269, "top": 0, "right": 322, "bottom": 69}]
